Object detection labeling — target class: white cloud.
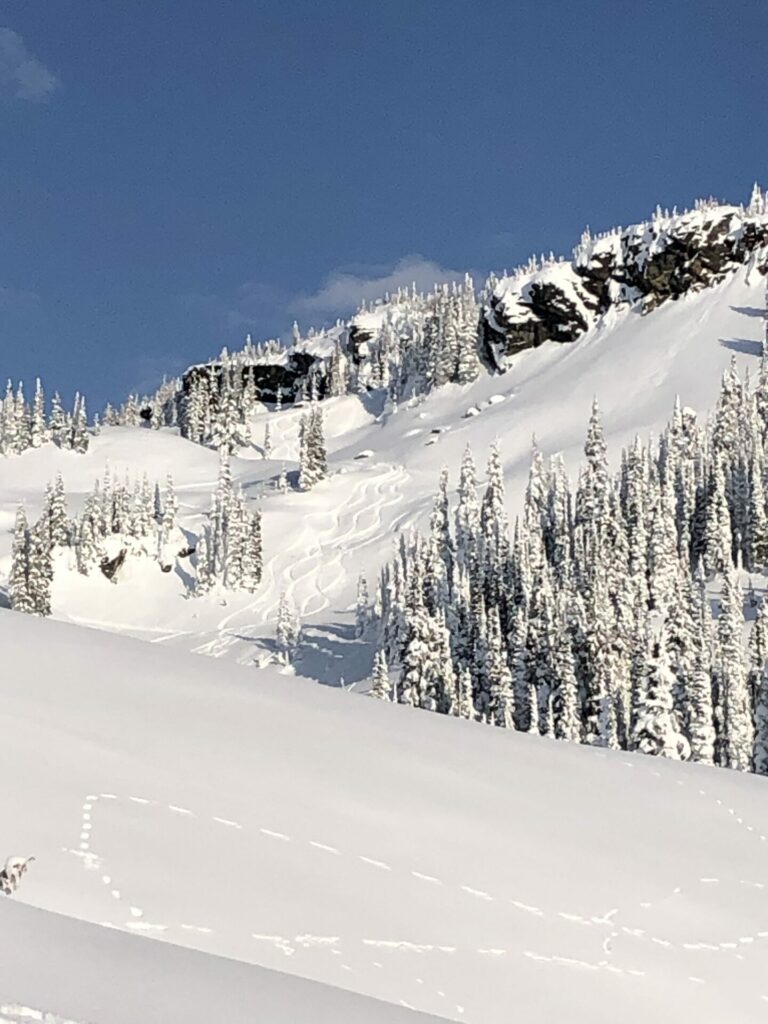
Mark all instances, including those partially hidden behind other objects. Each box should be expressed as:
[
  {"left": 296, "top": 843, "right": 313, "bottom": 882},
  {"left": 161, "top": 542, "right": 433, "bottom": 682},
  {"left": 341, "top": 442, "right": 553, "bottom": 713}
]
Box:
[
  {"left": 291, "top": 255, "right": 469, "bottom": 318},
  {"left": 177, "top": 256, "right": 473, "bottom": 351},
  {"left": 0, "top": 28, "right": 59, "bottom": 102}
]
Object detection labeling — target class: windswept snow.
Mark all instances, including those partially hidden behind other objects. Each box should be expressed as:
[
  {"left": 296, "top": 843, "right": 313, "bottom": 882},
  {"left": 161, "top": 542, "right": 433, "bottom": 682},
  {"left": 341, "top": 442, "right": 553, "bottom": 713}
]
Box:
[{"left": 2, "top": 611, "right": 768, "bottom": 1021}]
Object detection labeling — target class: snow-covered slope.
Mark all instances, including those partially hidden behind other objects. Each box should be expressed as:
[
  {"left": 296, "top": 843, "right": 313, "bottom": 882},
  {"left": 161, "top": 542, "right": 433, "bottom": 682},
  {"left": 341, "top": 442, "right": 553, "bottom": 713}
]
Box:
[
  {"left": 0, "top": 899, "right": 440, "bottom": 1024},
  {"left": 1, "top": 257, "right": 766, "bottom": 678},
  {"left": 2, "top": 609, "right": 768, "bottom": 1022}
]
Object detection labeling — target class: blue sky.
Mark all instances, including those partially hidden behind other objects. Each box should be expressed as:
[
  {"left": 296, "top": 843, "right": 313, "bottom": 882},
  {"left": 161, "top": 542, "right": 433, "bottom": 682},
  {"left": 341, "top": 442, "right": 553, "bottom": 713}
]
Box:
[{"left": 1, "top": 0, "right": 767, "bottom": 409}]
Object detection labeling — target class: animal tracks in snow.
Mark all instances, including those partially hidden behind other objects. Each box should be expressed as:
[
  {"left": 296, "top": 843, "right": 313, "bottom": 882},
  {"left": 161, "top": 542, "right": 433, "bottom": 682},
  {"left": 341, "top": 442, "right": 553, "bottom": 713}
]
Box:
[{"left": 67, "top": 782, "right": 768, "bottom": 1017}]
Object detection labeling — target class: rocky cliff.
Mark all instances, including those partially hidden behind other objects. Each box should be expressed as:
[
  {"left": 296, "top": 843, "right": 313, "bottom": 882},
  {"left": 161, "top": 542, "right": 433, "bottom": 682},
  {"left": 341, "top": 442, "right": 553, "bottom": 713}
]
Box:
[{"left": 482, "top": 196, "right": 768, "bottom": 368}]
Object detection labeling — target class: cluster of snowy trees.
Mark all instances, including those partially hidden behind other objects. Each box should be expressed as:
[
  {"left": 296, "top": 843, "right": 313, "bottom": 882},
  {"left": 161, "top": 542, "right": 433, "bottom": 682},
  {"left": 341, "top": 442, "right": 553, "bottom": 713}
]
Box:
[
  {"left": 8, "top": 453, "right": 266, "bottom": 614},
  {"left": 351, "top": 275, "right": 483, "bottom": 399},
  {"left": 9, "top": 506, "right": 54, "bottom": 615},
  {"left": 9, "top": 469, "right": 181, "bottom": 613},
  {"left": 372, "top": 358, "right": 768, "bottom": 776},
  {"left": 180, "top": 363, "right": 262, "bottom": 451},
  {"left": 132, "top": 275, "right": 483, "bottom": 458},
  {"left": 102, "top": 377, "right": 181, "bottom": 433},
  {"left": 0, "top": 379, "right": 89, "bottom": 456},
  {"left": 194, "top": 452, "right": 263, "bottom": 593}
]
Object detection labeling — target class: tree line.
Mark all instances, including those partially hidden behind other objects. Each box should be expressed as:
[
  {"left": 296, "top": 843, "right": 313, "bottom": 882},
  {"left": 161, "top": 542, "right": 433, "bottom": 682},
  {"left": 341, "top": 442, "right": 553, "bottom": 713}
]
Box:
[{"left": 372, "top": 358, "right": 768, "bottom": 776}]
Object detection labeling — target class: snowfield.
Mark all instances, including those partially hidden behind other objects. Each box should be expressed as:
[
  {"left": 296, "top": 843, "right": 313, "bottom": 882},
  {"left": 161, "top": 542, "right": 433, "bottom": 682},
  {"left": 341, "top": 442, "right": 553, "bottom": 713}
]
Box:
[
  {"left": 3, "top": 236, "right": 768, "bottom": 1022},
  {"left": 2, "top": 610, "right": 768, "bottom": 1022},
  {"left": 1, "top": 259, "right": 767, "bottom": 682}
]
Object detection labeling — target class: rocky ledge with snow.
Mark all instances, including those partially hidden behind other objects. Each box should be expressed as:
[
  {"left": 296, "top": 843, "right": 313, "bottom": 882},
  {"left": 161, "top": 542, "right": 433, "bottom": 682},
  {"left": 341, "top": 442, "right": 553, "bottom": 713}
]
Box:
[{"left": 482, "top": 194, "right": 768, "bottom": 367}]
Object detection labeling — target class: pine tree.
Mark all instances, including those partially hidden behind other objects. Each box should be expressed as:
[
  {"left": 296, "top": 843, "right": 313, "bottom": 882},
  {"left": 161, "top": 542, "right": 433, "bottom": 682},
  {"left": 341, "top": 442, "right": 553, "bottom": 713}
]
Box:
[
  {"left": 632, "top": 630, "right": 690, "bottom": 760},
  {"left": 49, "top": 391, "right": 66, "bottom": 448},
  {"left": 754, "top": 665, "right": 768, "bottom": 775},
  {"left": 9, "top": 507, "right": 33, "bottom": 614},
  {"left": 457, "top": 665, "right": 475, "bottom": 720},
  {"left": 714, "top": 569, "right": 754, "bottom": 770},
  {"left": 552, "top": 616, "right": 581, "bottom": 742},
  {"left": 576, "top": 398, "right": 609, "bottom": 532},
  {"left": 355, "top": 571, "right": 369, "bottom": 638},
  {"left": 70, "top": 393, "right": 90, "bottom": 453},
  {"left": 30, "top": 378, "right": 47, "bottom": 448},
  {"left": 487, "top": 606, "right": 515, "bottom": 728},
  {"left": 27, "top": 522, "right": 53, "bottom": 617},
  {"left": 161, "top": 475, "right": 178, "bottom": 535},
  {"left": 298, "top": 404, "right": 328, "bottom": 491},
  {"left": 194, "top": 529, "right": 214, "bottom": 593},
  {"left": 480, "top": 441, "right": 509, "bottom": 611},
  {"left": 370, "top": 648, "right": 392, "bottom": 701},
  {"left": 276, "top": 591, "right": 301, "bottom": 660},
  {"left": 399, "top": 591, "right": 449, "bottom": 711},
  {"left": 455, "top": 445, "right": 480, "bottom": 569},
  {"left": 42, "top": 473, "right": 69, "bottom": 548}
]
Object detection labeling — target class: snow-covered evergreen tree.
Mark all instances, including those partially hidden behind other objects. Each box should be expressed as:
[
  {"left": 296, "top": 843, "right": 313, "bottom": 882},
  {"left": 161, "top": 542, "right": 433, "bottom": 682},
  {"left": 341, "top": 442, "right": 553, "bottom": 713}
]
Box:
[
  {"left": 298, "top": 404, "right": 328, "bottom": 491},
  {"left": 276, "top": 591, "right": 301, "bottom": 660},
  {"left": 370, "top": 648, "right": 392, "bottom": 701}
]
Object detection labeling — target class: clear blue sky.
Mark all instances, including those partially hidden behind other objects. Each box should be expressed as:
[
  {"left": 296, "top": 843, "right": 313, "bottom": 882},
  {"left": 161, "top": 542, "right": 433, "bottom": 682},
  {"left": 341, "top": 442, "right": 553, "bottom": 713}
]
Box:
[{"left": 1, "top": 0, "right": 767, "bottom": 409}]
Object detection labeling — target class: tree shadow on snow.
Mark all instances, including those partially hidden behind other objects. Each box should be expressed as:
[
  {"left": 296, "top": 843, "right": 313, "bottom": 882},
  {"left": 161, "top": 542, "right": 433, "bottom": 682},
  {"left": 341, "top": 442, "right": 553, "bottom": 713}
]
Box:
[
  {"left": 719, "top": 338, "right": 763, "bottom": 357},
  {"left": 730, "top": 305, "right": 766, "bottom": 319},
  {"left": 249, "top": 622, "right": 374, "bottom": 690}
]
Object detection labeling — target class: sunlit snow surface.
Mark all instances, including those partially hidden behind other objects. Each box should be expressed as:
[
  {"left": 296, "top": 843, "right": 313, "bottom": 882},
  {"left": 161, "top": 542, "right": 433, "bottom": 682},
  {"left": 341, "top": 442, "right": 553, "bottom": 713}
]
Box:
[
  {"left": 1, "top": 612, "right": 768, "bottom": 1022},
  {"left": 1, "top": 260, "right": 766, "bottom": 687},
  {"left": 2, "top": 261, "right": 768, "bottom": 1021}
]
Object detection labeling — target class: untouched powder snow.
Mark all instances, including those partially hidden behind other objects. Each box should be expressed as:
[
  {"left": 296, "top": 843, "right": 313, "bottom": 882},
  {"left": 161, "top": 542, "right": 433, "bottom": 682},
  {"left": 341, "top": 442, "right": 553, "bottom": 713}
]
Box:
[
  {"left": 1, "top": 258, "right": 766, "bottom": 679},
  {"left": 2, "top": 610, "right": 768, "bottom": 1022},
  {"left": 0, "top": 900, "right": 440, "bottom": 1024}
]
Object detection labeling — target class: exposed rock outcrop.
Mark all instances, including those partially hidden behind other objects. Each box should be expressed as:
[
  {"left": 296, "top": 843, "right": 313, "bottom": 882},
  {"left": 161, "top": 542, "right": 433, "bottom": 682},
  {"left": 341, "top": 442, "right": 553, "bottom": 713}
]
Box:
[
  {"left": 181, "top": 350, "right": 322, "bottom": 404},
  {"left": 483, "top": 200, "right": 768, "bottom": 368}
]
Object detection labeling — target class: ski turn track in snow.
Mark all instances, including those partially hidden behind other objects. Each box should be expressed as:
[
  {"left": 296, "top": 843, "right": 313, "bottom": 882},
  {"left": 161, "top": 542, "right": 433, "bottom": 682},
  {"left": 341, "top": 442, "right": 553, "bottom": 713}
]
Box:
[{"left": 192, "top": 462, "right": 407, "bottom": 661}]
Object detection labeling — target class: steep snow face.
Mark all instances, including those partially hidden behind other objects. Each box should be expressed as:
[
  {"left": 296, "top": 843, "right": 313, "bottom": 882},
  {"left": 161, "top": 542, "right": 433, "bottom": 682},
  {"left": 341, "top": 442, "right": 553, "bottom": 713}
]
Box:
[
  {"left": 485, "top": 200, "right": 768, "bottom": 362},
  {"left": 0, "top": 259, "right": 766, "bottom": 676},
  {"left": 2, "top": 611, "right": 768, "bottom": 1023}
]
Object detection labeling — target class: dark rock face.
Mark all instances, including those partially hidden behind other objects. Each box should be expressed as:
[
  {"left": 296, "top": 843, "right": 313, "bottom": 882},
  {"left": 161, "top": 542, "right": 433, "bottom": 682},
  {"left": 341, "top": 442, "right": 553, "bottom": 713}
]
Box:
[
  {"left": 348, "top": 325, "right": 376, "bottom": 364},
  {"left": 181, "top": 351, "right": 324, "bottom": 404},
  {"left": 484, "top": 205, "right": 768, "bottom": 362}
]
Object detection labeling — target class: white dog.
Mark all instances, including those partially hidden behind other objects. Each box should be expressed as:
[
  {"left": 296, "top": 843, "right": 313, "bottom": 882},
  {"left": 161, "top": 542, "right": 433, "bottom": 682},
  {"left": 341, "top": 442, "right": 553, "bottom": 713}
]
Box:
[{"left": 0, "top": 856, "right": 35, "bottom": 895}]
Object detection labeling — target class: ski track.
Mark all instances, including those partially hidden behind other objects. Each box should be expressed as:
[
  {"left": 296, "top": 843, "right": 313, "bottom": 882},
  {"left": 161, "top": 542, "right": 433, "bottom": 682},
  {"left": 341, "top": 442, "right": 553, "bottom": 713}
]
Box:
[
  {"left": 63, "top": 780, "right": 768, "bottom": 1018},
  {"left": 191, "top": 462, "right": 407, "bottom": 661}
]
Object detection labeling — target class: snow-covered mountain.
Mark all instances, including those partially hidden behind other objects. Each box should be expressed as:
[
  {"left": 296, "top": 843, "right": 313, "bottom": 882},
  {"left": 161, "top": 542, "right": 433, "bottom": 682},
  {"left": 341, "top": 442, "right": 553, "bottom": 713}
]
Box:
[
  {"left": 2, "top": 199, "right": 766, "bottom": 672},
  {"left": 3, "top": 190, "right": 768, "bottom": 1022}
]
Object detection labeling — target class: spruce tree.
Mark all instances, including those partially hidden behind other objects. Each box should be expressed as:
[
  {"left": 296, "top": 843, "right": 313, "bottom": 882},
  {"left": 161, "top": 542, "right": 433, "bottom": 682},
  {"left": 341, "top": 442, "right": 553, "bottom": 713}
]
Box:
[
  {"left": 370, "top": 648, "right": 392, "bottom": 701},
  {"left": 9, "top": 507, "right": 33, "bottom": 614},
  {"left": 632, "top": 631, "right": 689, "bottom": 760},
  {"left": 754, "top": 665, "right": 768, "bottom": 775},
  {"left": 276, "top": 591, "right": 301, "bottom": 661},
  {"left": 715, "top": 568, "right": 754, "bottom": 770},
  {"left": 355, "top": 571, "right": 369, "bottom": 638}
]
